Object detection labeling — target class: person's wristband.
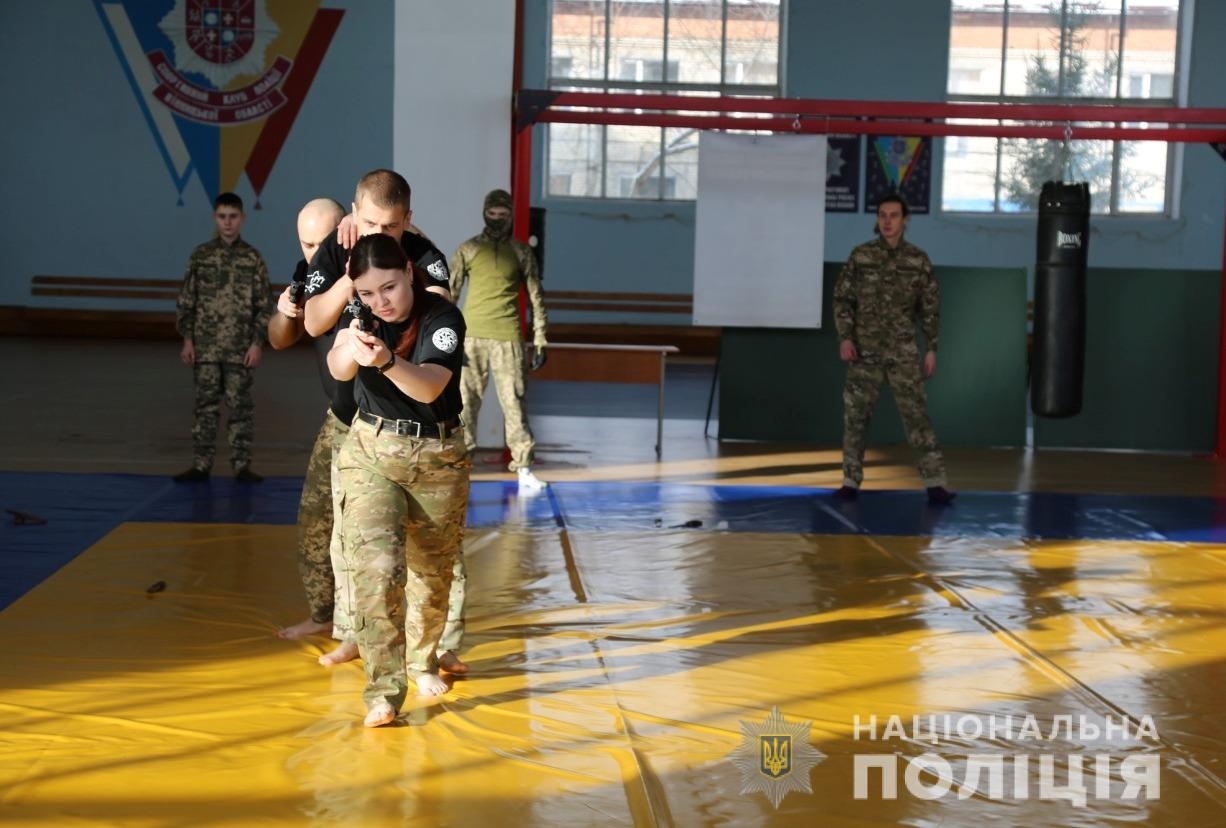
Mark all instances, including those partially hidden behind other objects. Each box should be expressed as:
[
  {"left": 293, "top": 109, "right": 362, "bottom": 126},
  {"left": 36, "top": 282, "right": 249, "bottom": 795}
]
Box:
[{"left": 378, "top": 353, "right": 396, "bottom": 374}]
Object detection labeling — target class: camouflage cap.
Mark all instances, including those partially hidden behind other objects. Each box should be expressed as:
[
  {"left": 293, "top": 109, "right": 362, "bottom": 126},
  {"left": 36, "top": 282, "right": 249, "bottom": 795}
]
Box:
[{"left": 483, "top": 189, "right": 512, "bottom": 211}]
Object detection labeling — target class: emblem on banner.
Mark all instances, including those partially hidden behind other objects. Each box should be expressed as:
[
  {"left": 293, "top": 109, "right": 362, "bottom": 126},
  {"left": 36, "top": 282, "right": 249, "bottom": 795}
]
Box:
[
  {"left": 150, "top": 0, "right": 286, "bottom": 124},
  {"left": 866, "top": 135, "right": 933, "bottom": 213},
  {"left": 729, "top": 706, "right": 825, "bottom": 809},
  {"left": 94, "top": 0, "right": 344, "bottom": 203}
]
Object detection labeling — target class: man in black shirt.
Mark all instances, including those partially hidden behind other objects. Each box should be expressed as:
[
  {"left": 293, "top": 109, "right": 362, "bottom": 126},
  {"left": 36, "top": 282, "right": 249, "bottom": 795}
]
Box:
[
  {"left": 301, "top": 169, "right": 465, "bottom": 670},
  {"left": 326, "top": 233, "right": 469, "bottom": 725},
  {"left": 303, "top": 169, "right": 451, "bottom": 339},
  {"left": 267, "top": 198, "right": 350, "bottom": 642}
]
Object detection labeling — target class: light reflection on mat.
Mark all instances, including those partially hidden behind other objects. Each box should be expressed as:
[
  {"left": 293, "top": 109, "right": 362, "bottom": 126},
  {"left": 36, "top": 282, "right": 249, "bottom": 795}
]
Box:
[
  {"left": 2, "top": 488, "right": 1226, "bottom": 825},
  {"left": 5, "top": 471, "right": 1226, "bottom": 611}
]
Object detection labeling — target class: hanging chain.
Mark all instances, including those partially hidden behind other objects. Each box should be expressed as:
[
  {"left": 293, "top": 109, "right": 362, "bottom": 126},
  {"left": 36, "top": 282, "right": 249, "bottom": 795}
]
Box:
[{"left": 1058, "top": 121, "right": 1074, "bottom": 181}]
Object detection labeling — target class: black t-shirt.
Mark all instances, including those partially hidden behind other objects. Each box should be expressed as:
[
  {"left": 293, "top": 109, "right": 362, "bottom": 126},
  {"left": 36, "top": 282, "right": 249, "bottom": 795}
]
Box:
[
  {"left": 354, "top": 298, "right": 465, "bottom": 424},
  {"left": 304, "top": 231, "right": 450, "bottom": 424},
  {"left": 303, "top": 231, "right": 450, "bottom": 302},
  {"left": 290, "top": 257, "right": 341, "bottom": 412}
]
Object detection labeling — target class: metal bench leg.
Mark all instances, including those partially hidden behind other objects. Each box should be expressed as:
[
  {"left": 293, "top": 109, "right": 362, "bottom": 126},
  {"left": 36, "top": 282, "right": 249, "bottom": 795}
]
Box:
[{"left": 656, "top": 354, "right": 666, "bottom": 457}]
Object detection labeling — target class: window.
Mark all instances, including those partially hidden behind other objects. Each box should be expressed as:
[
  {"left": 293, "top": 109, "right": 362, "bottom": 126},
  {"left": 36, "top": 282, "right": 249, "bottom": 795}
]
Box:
[
  {"left": 547, "top": 0, "right": 784, "bottom": 200},
  {"left": 944, "top": 1, "right": 1184, "bottom": 214}
]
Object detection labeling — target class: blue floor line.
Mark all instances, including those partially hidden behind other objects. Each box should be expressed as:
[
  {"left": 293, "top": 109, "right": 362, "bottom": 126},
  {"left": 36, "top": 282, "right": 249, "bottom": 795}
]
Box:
[{"left": 4, "top": 470, "right": 1226, "bottom": 611}]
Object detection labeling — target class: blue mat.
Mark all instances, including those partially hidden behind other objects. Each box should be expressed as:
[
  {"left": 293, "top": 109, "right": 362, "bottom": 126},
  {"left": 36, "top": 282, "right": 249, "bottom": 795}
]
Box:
[{"left": 4, "top": 471, "right": 1225, "bottom": 610}]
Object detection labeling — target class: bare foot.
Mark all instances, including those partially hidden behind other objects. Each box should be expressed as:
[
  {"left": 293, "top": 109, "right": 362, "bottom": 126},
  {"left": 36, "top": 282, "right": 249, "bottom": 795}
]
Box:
[
  {"left": 438, "top": 651, "right": 469, "bottom": 675},
  {"left": 277, "top": 618, "right": 332, "bottom": 640},
  {"left": 318, "top": 641, "right": 359, "bottom": 667},
  {"left": 363, "top": 702, "right": 397, "bottom": 728},
  {"left": 416, "top": 674, "right": 448, "bottom": 697}
]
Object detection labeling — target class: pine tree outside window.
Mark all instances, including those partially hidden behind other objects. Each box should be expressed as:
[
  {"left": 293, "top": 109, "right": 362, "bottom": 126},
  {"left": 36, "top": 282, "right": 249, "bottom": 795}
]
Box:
[{"left": 944, "top": 1, "right": 1185, "bottom": 215}]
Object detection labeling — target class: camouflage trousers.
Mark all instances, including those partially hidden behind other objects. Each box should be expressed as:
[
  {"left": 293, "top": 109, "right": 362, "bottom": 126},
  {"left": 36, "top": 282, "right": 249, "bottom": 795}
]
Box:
[
  {"left": 438, "top": 553, "right": 467, "bottom": 655},
  {"left": 191, "top": 361, "right": 253, "bottom": 470},
  {"left": 333, "top": 416, "right": 471, "bottom": 711},
  {"left": 842, "top": 358, "right": 947, "bottom": 488},
  {"left": 296, "top": 409, "right": 349, "bottom": 625},
  {"left": 460, "top": 337, "right": 535, "bottom": 470},
  {"left": 328, "top": 432, "right": 468, "bottom": 653}
]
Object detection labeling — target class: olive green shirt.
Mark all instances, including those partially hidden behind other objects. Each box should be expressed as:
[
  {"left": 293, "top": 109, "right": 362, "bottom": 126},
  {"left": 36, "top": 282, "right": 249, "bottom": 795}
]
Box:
[{"left": 449, "top": 233, "right": 546, "bottom": 343}]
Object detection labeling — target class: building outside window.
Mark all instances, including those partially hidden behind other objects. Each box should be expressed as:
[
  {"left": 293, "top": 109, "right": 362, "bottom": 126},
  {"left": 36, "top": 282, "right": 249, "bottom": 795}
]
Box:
[
  {"left": 944, "top": 0, "right": 1184, "bottom": 214},
  {"left": 547, "top": 0, "right": 784, "bottom": 200}
]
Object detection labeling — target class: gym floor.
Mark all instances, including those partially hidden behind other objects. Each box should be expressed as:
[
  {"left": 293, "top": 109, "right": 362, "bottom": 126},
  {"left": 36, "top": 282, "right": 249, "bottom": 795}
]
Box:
[{"left": 2, "top": 337, "right": 1225, "bottom": 826}]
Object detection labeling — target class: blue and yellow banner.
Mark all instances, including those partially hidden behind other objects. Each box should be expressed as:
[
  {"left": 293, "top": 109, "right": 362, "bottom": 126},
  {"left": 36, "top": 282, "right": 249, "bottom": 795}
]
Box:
[{"left": 94, "top": 0, "right": 343, "bottom": 205}]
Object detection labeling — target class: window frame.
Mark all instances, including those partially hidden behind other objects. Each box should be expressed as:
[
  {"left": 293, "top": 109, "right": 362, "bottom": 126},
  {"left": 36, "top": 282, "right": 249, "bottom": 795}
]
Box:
[
  {"left": 942, "top": 0, "right": 1189, "bottom": 217},
  {"left": 545, "top": 0, "right": 786, "bottom": 202}
]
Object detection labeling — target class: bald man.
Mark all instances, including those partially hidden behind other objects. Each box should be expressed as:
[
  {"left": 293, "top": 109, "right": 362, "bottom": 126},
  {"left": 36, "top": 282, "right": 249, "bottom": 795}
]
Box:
[
  {"left": 268, "top": 198, "right": 347, "bottom": 350},
  {"left": 271, "top": 198, "right": 351, "bottom": 642}
]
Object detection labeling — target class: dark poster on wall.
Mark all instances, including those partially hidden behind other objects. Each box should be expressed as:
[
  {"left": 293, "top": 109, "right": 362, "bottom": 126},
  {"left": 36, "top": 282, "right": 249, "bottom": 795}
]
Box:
[
  {"left": 864, "top": 136, "right": 932, "bottom": 214},
  {"left": 825, "top": 135, "right": 861, "bottom": 213}
]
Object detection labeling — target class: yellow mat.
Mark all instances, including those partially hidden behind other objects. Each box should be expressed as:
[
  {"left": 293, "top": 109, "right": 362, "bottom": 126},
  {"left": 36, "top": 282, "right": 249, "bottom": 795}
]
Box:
[{"left": 3, "top": 522, "right": 1226, "bottom": 826}]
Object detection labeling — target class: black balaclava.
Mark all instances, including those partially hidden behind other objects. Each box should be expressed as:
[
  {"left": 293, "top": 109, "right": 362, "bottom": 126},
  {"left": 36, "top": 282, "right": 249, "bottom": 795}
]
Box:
[{"left": 483, "top": 189, "right": 513, "bottom": 240}]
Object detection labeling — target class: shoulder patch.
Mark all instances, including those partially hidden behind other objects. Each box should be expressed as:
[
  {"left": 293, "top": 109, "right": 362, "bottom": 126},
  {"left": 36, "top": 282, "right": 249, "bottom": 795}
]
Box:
[
  {"left": 432, "top": 327, "right": 459, "bottom": 354},
  {"left": 426, "top": 259, "right": 448, "bottom": 281}
]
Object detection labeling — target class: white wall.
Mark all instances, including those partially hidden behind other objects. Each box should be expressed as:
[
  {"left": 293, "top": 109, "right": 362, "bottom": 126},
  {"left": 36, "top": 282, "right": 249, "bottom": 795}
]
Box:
[{"left": 393, "top": 0, "right": 515, "bottom": 260}]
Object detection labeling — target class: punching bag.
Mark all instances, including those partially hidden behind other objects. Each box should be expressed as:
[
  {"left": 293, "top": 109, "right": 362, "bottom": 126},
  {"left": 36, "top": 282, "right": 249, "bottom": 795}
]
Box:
[{"left": 1031, "top": 181, "right": 1090, "bottom": 417}]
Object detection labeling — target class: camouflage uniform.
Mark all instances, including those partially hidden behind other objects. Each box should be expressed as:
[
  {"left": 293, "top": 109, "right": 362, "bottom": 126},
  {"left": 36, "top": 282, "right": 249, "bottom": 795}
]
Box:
[
  {"left": 334, "top": 418, "right": 471, "bottom": 712},
  {"left": 327, "top": 420, "right": 468, "bottom": 655},
  {"left": 833, "top": 236, "right": 947, "bottom": 488},
  {"left": 302, "top": 231, "right": 451, "bottom": 637},
  {"left": 175, "top": 236, "right": 271, "bottom": 471},
  {"left": 449, "top": 192, "right": 546, "bottom": 471},
  {"left": 297, "top": 408, "right": 349, "bottom": 624}
]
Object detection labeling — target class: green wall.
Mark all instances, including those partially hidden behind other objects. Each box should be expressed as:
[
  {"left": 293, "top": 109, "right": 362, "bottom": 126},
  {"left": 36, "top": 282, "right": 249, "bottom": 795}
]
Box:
[
  {"left": 719, "top": 264, "right": 1029, "bottom": 447},
  {"left": 720, "top": 265, "right": 1222, "bottom": 453},
  {"left": 1034, "top": 268, "right": 1220, "bottom": 452}
]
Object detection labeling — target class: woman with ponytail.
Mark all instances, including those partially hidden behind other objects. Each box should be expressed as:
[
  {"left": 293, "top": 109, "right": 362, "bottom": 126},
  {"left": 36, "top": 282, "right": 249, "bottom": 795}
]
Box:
[{"left": 327, "top": 232, "right": 470, "bottom": 727}]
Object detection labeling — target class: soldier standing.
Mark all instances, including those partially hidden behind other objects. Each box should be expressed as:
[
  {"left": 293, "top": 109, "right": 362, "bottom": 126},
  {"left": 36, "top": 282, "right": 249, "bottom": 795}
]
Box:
[
  {"left": 449, "top": 189, "right": 548, "bottom": 492},
  {"left": 833, "top": 194, "right": 955, "bottom": 504},
  {"left": 327, "top": 233, "right": 469, "bottom": 727},
  {"left": 267, "top": 198, "right": 347, "bottom": 641},
  {"left": 174, "top": 192, "right": 271, "bottom": 483},
  {"left": 300, "top": 170, "right": 466, "bottom": 673}
]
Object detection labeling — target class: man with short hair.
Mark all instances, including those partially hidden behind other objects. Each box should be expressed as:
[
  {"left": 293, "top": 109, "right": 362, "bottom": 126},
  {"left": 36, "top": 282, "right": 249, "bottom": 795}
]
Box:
[
  {"left": 300, "top": 169, "right": 463, "bottom": 670},
  {"left": 174, "top": 192, "right": 271, "bottom": 483},
  {"left": 303, "top": 169, "right": 450, "bottom": 338},
  {"left": 833, "top": 194, "right": 954, "bottom": 504}
]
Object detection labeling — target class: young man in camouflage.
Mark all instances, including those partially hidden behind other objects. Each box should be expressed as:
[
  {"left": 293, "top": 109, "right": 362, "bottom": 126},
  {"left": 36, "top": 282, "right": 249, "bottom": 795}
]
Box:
[
  {"left": 174, "top": 192, "right": 271, "bottom": 483},
  {"left": 833, "top": 194, "right": 955, "bottom": 504},
  {"left": 449, "top": 188, "right": 548, "bottom": 492}
]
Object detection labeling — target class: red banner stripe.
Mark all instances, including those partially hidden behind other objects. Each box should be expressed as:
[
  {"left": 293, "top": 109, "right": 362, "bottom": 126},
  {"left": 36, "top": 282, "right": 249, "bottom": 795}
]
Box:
[{"left": 245, "top": 8, "right": 344, "bottom": 196}]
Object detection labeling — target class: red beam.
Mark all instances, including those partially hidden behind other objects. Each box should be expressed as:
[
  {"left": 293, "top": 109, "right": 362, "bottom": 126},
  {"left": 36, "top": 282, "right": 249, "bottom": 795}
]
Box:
[
  {"left": 511, "top": 124, "right": 533, "bottom": 342},
  {"left": 1219, "top": 197, "right": 1226, "bottom": 458},
  {"left": 512, "top": 126, "right": 532, "bottom": 244},
  {"left": 536, "top": 90, "right": 1226, "bottom": 127},
  {"left": 518, "top": 88, "right": 1226, "bottom": 451},
  {"left": 536, "top": 109, "right": 1226, "bottom": 143}
]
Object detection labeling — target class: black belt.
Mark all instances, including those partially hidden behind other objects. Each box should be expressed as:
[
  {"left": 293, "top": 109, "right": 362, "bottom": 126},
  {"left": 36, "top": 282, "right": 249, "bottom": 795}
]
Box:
[{"left": 356, "top": 410, "right": 461, "bottom": 439}]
